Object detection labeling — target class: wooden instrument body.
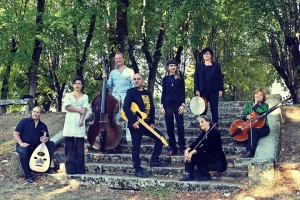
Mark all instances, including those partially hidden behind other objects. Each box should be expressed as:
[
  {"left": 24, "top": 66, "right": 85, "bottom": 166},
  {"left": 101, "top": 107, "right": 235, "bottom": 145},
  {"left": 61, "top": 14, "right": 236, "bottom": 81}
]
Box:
[
  {"left": 87, "top": 93, "right": 122, "bottom": 150},
  {"left": 29, "top": 132, "right": 50, "bottom": 172},
  {"left": 121, "top": 102, "right": 168, "bottom": 146},
  {"left": 229, "top": 112, "right": 265, "bottom": 141},
  {"left": 87, "top": 59, "right": 122, "bottom": 150}
]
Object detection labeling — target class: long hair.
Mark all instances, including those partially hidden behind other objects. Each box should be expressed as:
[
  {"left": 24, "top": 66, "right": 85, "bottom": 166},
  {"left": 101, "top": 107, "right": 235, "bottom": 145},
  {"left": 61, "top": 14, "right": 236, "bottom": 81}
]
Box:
[{"left": 166, "top": 59, "right": 180, "bottom": 79}]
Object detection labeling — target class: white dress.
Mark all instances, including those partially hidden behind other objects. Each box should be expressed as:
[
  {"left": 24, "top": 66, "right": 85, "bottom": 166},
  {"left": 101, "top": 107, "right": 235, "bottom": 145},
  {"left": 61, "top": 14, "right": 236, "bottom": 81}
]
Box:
[{"left": 63, "top": 93, "right": 90, "bottom": 138}]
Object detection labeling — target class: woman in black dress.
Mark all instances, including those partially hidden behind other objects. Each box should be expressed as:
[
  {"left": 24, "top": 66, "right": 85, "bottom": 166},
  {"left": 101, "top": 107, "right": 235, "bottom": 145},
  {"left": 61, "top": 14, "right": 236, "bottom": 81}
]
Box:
[{"left": 179, "top": 115, "right": 227, "bottom": 181}]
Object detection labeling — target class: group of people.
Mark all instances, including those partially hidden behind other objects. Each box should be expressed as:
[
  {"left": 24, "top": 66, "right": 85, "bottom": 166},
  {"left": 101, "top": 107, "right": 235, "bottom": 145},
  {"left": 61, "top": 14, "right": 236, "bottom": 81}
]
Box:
[{"left": 13, "top": 49, "right": 270, "bottom": 183}]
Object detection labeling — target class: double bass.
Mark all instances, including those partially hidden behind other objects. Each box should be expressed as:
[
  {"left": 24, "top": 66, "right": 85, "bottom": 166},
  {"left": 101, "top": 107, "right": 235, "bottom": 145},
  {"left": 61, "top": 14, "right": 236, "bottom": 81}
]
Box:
[
  {"left": 230, "top": 96, "right": 291, "bottom": 141},
  {"left": 87, "top": 59, "right": 122, "bottom": 151}
]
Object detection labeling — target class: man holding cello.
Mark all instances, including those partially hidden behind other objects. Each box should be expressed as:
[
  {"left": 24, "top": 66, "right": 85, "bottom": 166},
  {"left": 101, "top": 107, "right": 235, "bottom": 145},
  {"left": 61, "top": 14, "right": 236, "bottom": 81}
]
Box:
[{"left": 102, "top": 52, "right": 134, "bottom": 104}]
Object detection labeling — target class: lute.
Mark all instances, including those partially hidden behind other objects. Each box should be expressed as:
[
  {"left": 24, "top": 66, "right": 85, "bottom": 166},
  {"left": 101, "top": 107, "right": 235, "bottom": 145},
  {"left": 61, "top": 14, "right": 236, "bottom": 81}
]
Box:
[{"left": 29, "top": 131, "right": 51, "bottom": 172}]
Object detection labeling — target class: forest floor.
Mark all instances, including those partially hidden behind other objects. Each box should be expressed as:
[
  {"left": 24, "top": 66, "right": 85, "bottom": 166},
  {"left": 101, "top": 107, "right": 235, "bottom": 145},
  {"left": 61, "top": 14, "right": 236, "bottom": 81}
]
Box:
[{"left": 0, "top": 105, "right": 299, "bottom": 200}]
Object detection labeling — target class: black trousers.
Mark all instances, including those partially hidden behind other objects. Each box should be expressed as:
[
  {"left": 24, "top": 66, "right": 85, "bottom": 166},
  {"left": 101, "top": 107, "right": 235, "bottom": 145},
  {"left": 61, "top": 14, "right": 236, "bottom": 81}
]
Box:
[
  {"left": 16, "top": 141, "right": 55, "bottom": 178},
  {"left": 247, "top": 125, "right": 270, "bottom": 153},
  {"left": 129, "top": 125, "right": 164, "bottom": 170},
  {"left": 164, "top": 102, "right": 185, "bottom": 152},
  {"left": 64, "top": 137, "right": 86, "bottom": 174},
  {"left": 184, "top": 155, "right": 210, "bottom": 179},
  {"left": 201, "top": 93, "right": 219, "bottom": 124}
]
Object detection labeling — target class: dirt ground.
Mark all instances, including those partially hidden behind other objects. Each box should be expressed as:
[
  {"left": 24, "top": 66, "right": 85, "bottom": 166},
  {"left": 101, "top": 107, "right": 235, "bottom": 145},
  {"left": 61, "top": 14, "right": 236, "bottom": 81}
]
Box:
[{"left": 0, "top": 106, "right": 299, "bottom": 200}]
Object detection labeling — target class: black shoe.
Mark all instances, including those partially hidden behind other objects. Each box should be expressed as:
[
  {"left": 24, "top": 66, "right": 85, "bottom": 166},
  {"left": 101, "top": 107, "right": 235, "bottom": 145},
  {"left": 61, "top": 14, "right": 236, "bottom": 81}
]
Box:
[
  {"left": 134, "top": 170, "right": 149, "bottom": 178},
  {"left": 178, "top": 173, "right": 192, "bottom": 181},
  {"left": 26, "top": 177, "right": 36, "bottom": 183},
  {"left": 150, "top": 161, "right": 168, "bottom": 167},
  {"left": 196, "top": 176, "right": 212, "bottom": 181},
  {"left": 243, "top": 151, "right": 254, "bottom": 158}
]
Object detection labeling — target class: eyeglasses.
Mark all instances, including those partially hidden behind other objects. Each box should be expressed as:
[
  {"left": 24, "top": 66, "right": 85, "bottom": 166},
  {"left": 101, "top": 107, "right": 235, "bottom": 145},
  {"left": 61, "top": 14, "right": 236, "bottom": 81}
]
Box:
[{"left": 134, "top": 78, "right": 141, "bottom": 80}]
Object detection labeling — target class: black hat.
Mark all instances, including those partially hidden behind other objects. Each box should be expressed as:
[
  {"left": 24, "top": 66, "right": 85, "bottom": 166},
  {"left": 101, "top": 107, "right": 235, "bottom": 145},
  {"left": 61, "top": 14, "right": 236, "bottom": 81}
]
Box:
[{"left": 166, "top": 59, "right": 178, "bottom": 66}]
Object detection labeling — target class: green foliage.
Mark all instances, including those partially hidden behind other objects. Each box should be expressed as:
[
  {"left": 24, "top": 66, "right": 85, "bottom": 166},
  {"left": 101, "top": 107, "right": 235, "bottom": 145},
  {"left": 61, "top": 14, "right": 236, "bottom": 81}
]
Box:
[{"left": 0, "top": 0, "right": 286, "bottom": 112}]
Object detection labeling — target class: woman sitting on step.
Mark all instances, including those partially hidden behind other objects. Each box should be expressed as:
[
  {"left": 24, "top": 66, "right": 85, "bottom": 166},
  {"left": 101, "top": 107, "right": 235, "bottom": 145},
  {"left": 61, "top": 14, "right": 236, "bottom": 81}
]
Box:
[
  {"left": 179, "top": 115, "right": 227, "bottom": 181},
  {"left": 242, "top": 87, "right": 270, "bottom": 158}
]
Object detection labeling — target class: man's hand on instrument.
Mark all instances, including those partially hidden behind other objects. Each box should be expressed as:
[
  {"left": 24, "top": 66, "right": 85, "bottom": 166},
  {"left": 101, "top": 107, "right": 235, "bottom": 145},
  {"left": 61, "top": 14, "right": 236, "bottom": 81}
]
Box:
[
  {"left": 41, "top": 136, "right": 49, "bottom": 143},
  {"left": 218, "top": 91, "right": 223, "bottom": 98},
  {"left": 102, "top": 73, "right": 107, "bottom": 78},
  {"left": 178, "top": 105, "right": 185, "bottom": 115},
  {"left": 150, "top": 124, "right": 155, "bottom": 129},
  {"left": 132, "top": 121, "right": 140, "bottom": 129},
  {"left": 20, "top": 143, "right": 30, "bottom": 147},
  {"left": 196, "top": 91, "right": 200, "bottom": 97}
]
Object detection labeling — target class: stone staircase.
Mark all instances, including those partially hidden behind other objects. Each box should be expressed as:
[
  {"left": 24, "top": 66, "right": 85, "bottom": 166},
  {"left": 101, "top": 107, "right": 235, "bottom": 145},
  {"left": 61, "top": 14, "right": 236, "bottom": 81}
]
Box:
[{"left": 52, "top": 101, "right": 251, "bottom": 193}]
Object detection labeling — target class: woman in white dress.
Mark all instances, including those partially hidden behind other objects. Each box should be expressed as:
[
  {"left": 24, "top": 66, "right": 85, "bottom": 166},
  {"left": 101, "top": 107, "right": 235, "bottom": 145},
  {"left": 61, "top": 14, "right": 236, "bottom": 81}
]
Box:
[{"left": 63, "top": 77, "right": 90, "bottom": 174}]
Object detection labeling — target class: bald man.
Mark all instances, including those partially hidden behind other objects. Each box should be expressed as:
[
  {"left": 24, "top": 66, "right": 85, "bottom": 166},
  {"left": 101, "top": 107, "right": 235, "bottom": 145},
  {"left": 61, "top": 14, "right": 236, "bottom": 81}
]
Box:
[
  {"left": 123, "top": 73, "right": 168, "bottom": 178},
  {"left": 13, "top": 107, "right": 56, "bottom": 183}
]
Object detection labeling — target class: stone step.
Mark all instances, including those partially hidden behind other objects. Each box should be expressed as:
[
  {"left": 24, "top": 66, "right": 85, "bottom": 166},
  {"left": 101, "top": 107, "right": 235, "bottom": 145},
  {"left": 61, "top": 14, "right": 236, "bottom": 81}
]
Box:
[
  {"left": 155, "top": 113, "right": 243, "bottom": 121},
  {"left": 119, "top": 135, "right": 245, "bottom": 146},
  {"left": 48, "top": 173, "right": 245, "bottom": 192},
  {"left": 84, "top": 163, "right": 248, "bottom": 179},
  {"left": 154, "top": 101, "right": 248, "bottom": 109},
  {"left": 155, "top": 106, "right": 244, "bottom": 115},
  {"left": 98, "top": 144, "right": 245, "bottom": 156},
  {"left": 156, "top": 127, "right": 231, "bottom": 137},
  {"left": 154, "top": 120, "right": 235, "bottom": 129},
  {"left": 54, "top": 152, "right": 251, "bottom": 168}
]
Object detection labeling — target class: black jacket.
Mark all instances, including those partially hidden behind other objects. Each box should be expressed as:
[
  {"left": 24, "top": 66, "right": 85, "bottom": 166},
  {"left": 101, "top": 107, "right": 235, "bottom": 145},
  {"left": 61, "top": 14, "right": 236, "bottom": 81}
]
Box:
[
  {"left": 189, "top": 127, "right": 227, "bottom": 172},
  {"left": 123, "top": 88, "right": 155, "bottom": 127},
  {"left": 161, "top": 72, "right": 185, "bottom": 105},
  {"left": 194, "top": 62, "right": 224, "bottom": 94}
]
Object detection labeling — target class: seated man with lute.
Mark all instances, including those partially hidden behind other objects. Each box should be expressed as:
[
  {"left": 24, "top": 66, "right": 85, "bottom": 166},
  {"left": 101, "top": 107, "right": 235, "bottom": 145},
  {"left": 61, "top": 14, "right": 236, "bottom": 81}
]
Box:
[{"left": 13, "top": 106, "right": 56, "bottom": 183}]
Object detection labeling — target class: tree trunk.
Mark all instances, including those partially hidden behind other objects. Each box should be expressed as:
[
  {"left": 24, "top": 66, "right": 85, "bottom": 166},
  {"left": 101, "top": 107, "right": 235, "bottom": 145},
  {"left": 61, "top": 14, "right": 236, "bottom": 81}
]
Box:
[
  {"left": 141, "top": 25, "right": 165, "bottom": 94},
  {"left": 28, "top": 0, "right": 45, "bottom": 110},
  {"left": 128, "top": 39, "right": 139, "bottom": 73},
  {"left": 116, "top": 0, "right": 129, "bottom": 53},
  {"left": 0, "top": 37, "right": 18, "bottom": 114}
]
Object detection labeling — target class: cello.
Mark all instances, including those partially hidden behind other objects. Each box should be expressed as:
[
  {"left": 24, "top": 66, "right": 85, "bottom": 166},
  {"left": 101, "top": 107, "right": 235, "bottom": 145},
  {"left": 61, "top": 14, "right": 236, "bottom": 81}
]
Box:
[
  {"left": 87, "top": 59, "right": 122, "bottom": 151},
  {"left": 230, "top": 96, "right": 292, "bottom": 141}
]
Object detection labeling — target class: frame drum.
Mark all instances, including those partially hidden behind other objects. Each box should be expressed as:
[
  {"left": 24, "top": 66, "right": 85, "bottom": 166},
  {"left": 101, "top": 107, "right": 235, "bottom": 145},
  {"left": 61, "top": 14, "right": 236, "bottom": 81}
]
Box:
[{"left": 189, "top": 96, "right": 208, "bottom": 115}]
